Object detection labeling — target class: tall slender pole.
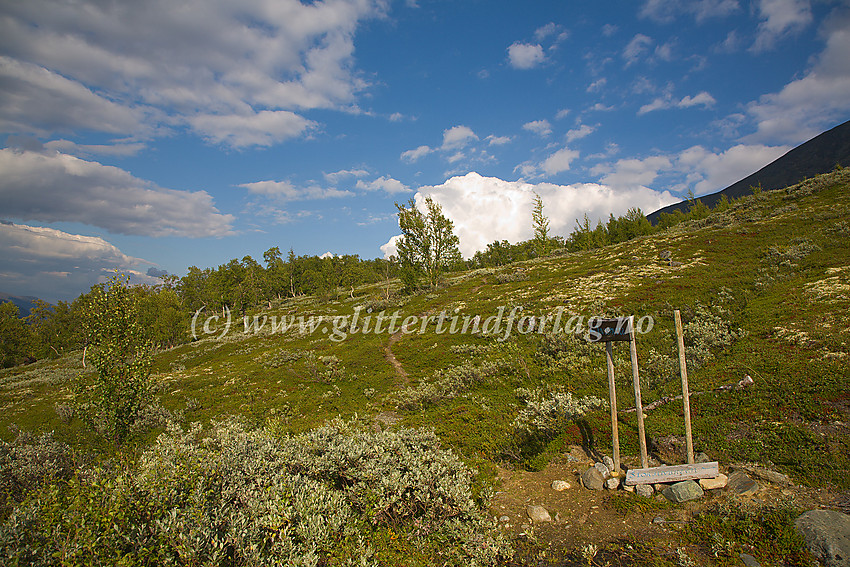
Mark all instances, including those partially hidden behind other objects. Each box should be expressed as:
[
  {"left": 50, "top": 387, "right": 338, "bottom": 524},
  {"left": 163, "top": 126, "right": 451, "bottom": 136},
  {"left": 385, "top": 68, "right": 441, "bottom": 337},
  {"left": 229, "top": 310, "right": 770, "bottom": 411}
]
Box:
[
  {"left": 606, "top": 341, "right": 620, "bottom": 473},
  {"left": 629, "top": 316, "right": 648, "bottom": 469},
  {"left": 674, "top": 309, "right": 695, "bottom": 464}
]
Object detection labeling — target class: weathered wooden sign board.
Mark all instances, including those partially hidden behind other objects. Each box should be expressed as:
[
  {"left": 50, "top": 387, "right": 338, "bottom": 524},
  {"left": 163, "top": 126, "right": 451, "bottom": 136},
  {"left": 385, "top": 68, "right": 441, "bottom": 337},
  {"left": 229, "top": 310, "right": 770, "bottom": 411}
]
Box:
[
  {"left": 587, "top": 317, "right": 632, "bottom": 343},
  {"left": 625, "top": 461, "right": 719, "bottom": 485}
]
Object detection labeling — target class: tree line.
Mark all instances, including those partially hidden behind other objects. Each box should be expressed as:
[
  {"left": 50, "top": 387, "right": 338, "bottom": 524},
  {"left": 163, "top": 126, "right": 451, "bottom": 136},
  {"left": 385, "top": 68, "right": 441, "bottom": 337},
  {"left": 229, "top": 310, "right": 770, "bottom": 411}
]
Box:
[{"left": 1, "top": 192, "right": 718, "bottom": 367}]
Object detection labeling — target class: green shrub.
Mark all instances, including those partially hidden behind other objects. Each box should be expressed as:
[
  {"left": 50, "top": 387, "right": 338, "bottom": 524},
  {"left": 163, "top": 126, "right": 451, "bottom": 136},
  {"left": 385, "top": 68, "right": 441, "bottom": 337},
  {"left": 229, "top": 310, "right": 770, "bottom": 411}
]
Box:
[
  {"left": 0, "top": 419, "right": 512, "bottom": 566},
  {"left": 0, "top": 430, "right": 75, "bottom": 519},
  {"left": 513, "top": 386, "right": 606, "bottom": 437},
  {"left": 683, "top": 303, "right": 746, "bottom": 369},
  {"left": 395, "top": 360, "right": 507, "bottom": 410}
]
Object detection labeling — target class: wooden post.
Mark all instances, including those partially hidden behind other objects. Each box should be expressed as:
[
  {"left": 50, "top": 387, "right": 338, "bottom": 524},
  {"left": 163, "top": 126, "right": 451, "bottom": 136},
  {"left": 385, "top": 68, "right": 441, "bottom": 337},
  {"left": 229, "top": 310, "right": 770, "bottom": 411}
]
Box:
[
  {"left": 629, "top": 316, "right": 648, "bottom": 469},
  {"left": 674, "top": 309, "right": 695, "bottom": 464},
  {"left": 606, "top": 341, "right": 620, "bottom": 473}
]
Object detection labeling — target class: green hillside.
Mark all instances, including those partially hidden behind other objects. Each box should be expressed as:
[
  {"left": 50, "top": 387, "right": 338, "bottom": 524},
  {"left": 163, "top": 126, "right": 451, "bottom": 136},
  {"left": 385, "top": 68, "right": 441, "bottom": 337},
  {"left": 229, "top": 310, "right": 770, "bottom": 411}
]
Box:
[{"left": 2, "top": 168, "right": 849, "bottom": 565}]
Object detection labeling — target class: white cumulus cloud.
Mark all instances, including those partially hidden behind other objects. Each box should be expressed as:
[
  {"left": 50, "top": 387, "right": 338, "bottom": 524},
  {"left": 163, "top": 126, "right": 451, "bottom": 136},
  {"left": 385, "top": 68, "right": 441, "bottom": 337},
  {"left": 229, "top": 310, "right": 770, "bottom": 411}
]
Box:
[
  {"left": 639, "top": 91, "right": 716, "bottom": 114},
  {"left": 592, "top": 143, "right": 790, "bottom": 195},
  {"left": 381, "top": 172, "right": 677, "bottom": 258},
  {"left": 441, "top": 125, "right": 479, "bottom": 149},
  {"left": 356, "top": 176, "right": 411, "bottom": 194},
  {"left": 238, "top": 180, "right": 354, "bottom": 201},
  {"left": 623, "top": 34, "right": 654, "bottom": 66},
  {"left": 507, "top": 42, "right": 545, "bottom": 69},
  {"left": 752, "top": 0, "right": 813, "bottom": 52},
  {"left": 400, "top": 145, "right": 433, "bottom": 163},
  {"left": 522, "top": 120, "right": 553, "bottom": 137}
]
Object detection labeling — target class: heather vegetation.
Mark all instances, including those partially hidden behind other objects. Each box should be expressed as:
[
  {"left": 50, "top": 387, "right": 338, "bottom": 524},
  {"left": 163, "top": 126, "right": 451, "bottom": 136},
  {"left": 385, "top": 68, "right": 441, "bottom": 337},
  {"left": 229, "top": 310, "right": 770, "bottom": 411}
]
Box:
[{"left": 0, "top": 169, "right": 848, "bottom": 564}]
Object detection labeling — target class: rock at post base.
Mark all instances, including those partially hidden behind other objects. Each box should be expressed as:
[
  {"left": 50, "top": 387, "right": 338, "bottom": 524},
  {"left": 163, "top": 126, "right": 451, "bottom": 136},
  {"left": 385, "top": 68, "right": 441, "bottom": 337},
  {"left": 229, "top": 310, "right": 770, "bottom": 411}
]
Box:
[
  {"left": 699, "top": 473, "right": 729, "bottom": 490},
  {"left": 635, "top": 483, "right": 654, "bottom": 498},
  {"left": 739, "top": 553, "right": 761, "bottom": 567},
  {"left": 662, "top": 480, "right": 704, "bottom": 503},
  {"left": 605, "top": 477, "right": 621, "bottom": 490},
  {"left": 695, "top": 451, "right": 712, "bottom": 464},
  {"left": 726, "top": 470, "right": 760, "bottom": 496},
  {"left": 794, "top": 509, "right": 850, "bottom": 567},
  {"left": 581, "top": 466, "right": 606, "bottom": 490},
  {"left": 594, "top": 461, "right": 611, "bottom": 478},
  {"left": 526, "top": 505, "right": 552, "bottom": 523}
]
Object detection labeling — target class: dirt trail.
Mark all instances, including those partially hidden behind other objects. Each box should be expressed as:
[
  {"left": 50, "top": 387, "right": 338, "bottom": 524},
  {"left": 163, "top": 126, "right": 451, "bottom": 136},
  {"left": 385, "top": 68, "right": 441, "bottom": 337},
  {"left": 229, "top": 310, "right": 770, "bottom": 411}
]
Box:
[
  {"left": 383, "top": 308, "right": 436, "bottom": 387},
  {"left": 383, "top": 327, "right": 410, "bottom": 386}
]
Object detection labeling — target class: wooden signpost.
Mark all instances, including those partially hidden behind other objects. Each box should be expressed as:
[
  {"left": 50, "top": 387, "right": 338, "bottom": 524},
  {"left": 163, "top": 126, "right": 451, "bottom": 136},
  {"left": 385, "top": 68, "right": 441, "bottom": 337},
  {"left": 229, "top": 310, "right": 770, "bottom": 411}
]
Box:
[
  {"left": 590, "top": 313, "right": 717, "bottom": 484},
  {"left": 674, "top": 309, "right": 695, "bottom": 465},
  {"left": 588, "top": 316, "right": 648, "bottom": 470}
]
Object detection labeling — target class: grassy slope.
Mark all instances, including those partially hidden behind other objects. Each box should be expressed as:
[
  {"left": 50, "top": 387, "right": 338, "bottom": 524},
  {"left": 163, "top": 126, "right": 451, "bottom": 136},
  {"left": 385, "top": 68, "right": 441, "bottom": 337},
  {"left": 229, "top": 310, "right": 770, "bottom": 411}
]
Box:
[{"left": 2, "top": 169, "right": 849, "bottom": 489}]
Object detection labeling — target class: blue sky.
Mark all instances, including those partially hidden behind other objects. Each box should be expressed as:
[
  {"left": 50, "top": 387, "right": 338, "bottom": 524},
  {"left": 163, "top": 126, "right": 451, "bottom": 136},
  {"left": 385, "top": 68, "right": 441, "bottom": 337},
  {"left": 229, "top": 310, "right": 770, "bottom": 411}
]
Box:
[{"left": 1, "top": 0, "right": 849, "bottom": 302}]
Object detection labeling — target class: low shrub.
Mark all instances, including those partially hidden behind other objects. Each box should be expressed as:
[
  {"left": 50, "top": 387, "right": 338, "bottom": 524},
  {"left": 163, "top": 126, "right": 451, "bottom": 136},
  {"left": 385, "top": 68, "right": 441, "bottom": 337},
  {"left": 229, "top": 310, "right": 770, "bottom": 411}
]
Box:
[
  {"left": 0, "top": 430, "right": 76, "bottom": 519},
  {"left": 0, "top": 419, "right": 512, "bottom": 566},
  {"left": 513, "top": 386, "right": 607, "bottom": 437}
]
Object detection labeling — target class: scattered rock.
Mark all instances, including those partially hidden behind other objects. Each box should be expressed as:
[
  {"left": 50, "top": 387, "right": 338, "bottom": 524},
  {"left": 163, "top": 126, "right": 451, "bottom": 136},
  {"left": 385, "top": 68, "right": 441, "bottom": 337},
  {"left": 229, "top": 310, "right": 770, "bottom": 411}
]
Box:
[
  {"left": 499, "top": 515, "right": 509, "bottom": 523},
  {"left": 695, "top": 452, "right": 712, "bottom": 464},
  {"left": 659, "top": 250, "right": 672, "bottom": 260},
  {"left": 699, "top": 473, "right": 728, "bottom": 490},
  {"left": 795, "top": 510, "right": 850, "bottom": 567},
  {"left": 652, "top": 515, "right": 667, "bottom": 525},
  {"left": 662, "top": 480, "right": 704, "bottom": 503},
  {"left": 739, "top": 553, "right": 761, "bottom": 567},
  {"left": 605, "top": 477, "right": 621, "bottom": 490},
  {"left": 526, "top": 505, "right": 552, "bottom": 523},
  {"left": 745, "top": 466, "right": 793, "bottom": 487},
  {"left": 581, "top": 466, "right": 606, "bottom": 491},
  {"left": 568, "top": 445, "right": 591, "bottom": 462},
  {"left": 551, "top": 480, "right": 571, "bottom": 491},
  {"left": 726, "top": 470, "right": 760, "bottom": 496},
  {"left": 636, "top": 484, "right": 654, "bottom": 498}
]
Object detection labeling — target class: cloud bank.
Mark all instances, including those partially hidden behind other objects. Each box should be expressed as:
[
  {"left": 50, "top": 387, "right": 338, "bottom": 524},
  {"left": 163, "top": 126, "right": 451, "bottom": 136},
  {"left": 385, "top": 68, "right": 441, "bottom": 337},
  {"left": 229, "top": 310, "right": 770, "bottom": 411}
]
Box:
[
  {"left": 0, "top": 148, "right": 234, "bottom": 237},
  {"left": 0, "top": 222, "right": 158, "bottom": 302},
  {"left": 0, "top": 0, "right": 387, "bottom": 147}
]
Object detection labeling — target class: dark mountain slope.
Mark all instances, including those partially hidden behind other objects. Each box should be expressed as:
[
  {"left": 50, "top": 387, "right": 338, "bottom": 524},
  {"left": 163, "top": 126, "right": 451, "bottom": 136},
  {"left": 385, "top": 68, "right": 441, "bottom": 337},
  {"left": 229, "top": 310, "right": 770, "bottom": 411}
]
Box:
[
  {"left": 647, "top": 118, "right": 850, "bottom": 223},
  {"left": 0, "top": 292, "right": 40, "bottom": 318}
]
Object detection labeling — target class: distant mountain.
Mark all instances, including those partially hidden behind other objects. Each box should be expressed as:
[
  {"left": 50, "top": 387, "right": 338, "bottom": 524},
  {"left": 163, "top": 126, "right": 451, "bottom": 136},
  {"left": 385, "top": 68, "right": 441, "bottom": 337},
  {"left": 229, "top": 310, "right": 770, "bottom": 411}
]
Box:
[
  {"left": 0, "top": 292, "right": 41, "bottom": 318},
  {"left": 647, "top": 119, "right": 850, "bottom": 224}
]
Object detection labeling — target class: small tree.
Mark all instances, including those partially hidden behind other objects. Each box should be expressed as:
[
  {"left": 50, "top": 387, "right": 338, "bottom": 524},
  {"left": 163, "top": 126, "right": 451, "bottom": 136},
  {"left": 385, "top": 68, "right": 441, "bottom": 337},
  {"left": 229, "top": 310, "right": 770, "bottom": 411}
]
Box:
[
  {"left": 74, "top": 274, "right": 153, "bottom": 444},
  {"left": 395, "top": 196, "right": 461, "bottom": 290},
  {"left": 0, "top": 302, "right": 32, "bottom": 367},
  {"left": 531, "top": 192, "right": 551, "bottom": 256}
]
